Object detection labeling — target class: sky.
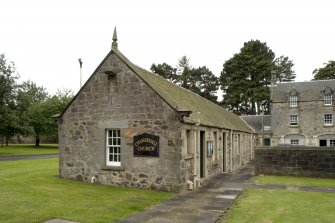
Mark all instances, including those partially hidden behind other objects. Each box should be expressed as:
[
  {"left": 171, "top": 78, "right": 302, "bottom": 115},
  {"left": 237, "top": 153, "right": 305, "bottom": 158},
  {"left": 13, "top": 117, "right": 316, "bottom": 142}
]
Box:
[{"left": 1, "top": 0, "right": 334, "bottom": 97}]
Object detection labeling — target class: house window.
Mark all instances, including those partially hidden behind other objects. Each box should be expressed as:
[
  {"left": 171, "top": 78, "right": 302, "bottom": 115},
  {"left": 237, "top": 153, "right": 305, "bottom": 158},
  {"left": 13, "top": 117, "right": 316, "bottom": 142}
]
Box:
[
  {"left": 324, "top": 114, "right": 333, "bottom": 126},
  {"left": 290, "top": 139, "right": 299, "bottom": 145},
  {"left": 289, "top": 115, "right": 298, "bottom": 126},
  {"left": 289, "top": 96, "right": 297, "bottom": 107},
  {"left": 330, "top": 140, "right": 335, "bottom": 147},
  {"left": 264, "top": 126, "right": 271, "bottom": 131},
  {"left": 106, "top": 129, "right": 121, "bottom": 166},
  {"left": 324, "top": 93, "right": 332, "bottom": 105}
]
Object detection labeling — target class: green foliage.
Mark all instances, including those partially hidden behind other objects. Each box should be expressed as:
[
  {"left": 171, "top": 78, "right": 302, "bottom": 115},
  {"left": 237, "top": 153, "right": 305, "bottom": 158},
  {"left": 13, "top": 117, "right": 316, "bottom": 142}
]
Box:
[
  {"left": 220, "top": 40, "right": 295, "bottom": 115},
  {"left": 0, "top": 53, "right": 74, "bottom": 146},
  {"left": 151, "top": 56, "right": 219, "bottom": 104},
  {"left": 313, "top": 60, "right": 335, "bottom": 80},
  {"left": 0, "top": 54, "right": 19, "bottom": 145},
  {"left": 150, "top": 63, "right": 177, "bottom": 83},
  {"left": 273, "top": 55, "right": 296, "bottom": 82},
  {"left": 0, "top": 158, "right": 172, "bottom": 223}
]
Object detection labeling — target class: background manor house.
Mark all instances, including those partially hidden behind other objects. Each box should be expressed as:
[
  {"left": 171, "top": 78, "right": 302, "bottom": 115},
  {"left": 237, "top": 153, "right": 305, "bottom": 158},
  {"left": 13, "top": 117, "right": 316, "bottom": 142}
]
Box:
[{"left": 56, "top": 29, "right": 254, "bottom": 192}]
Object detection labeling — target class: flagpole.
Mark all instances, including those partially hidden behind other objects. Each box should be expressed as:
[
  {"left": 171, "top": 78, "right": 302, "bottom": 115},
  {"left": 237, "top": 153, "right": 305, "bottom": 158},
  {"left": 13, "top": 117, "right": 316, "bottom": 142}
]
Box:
[{"left": 78, "top": 58, "right": 83, "bottom": 88}]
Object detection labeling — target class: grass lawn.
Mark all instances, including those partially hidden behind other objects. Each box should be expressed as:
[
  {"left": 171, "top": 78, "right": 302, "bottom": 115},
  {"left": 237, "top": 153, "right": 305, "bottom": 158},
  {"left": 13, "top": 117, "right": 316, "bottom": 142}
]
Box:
[
  {"left": 253, "top": 175, "right": 335, "bottom": 188},
  {"left": 0, "top": 144, "right": 59, "bottom": 156},
  {"left": 222, "top": 188, "right": 335, "bottom": 223},
  {"left": 221, "top": 176, "right": 335, "bottom": 223},
  {"left": 0, "top": 158, "right": 173, "bottom": 223}
]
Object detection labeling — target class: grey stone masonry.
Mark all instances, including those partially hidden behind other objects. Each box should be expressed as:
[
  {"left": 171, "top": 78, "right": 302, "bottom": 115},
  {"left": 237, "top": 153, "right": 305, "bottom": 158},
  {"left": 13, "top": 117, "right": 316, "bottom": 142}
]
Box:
[
  {"left": 58, "top": 52, "right": 184, "bottom": 192},
  {"left": 255, "top": 147, "right": 335, "bottom": 178}
]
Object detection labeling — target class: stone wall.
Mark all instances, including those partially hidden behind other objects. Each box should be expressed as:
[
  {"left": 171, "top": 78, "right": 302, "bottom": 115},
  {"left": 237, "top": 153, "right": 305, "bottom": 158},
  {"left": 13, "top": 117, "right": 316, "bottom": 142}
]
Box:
[
  {"left": 59, "top": 51, "right": 185, "bottom": 192},
  {"left": 255, "top": 147, "right": 335, "bottom": 178}
]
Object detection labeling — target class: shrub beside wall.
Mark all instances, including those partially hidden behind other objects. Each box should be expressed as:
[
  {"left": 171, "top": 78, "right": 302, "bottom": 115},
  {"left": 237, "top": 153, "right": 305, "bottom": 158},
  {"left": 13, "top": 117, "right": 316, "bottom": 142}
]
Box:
[{"left": 255, "top": 147, "right": 335, "bottom": 178}]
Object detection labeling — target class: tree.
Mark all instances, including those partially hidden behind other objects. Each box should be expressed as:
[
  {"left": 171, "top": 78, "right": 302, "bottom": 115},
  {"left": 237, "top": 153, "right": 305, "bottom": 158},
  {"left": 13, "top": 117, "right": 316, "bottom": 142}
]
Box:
[
  {"left": 151, "top": 56, "right": 220, "bottom": 103},
  {"left": 220, "top": 40, "right": 276, "bottom": 115},
  {"left": 313, "top": 60, "right": 335, "bottom": 80},
  {"left": 188, "top": 66, "right": 219, "bottom": 103},
  {"left": 150, "top": 63, "right": 177, "bottom": 82},
  {"left": 0, "top": 54, "right": 19, "bottom": 146},
  {"left": 273, "top": 56, "right": 296, "bottom": 82},
  {"left": 26, "top": 87, "right": 74, "bottom": 147}
]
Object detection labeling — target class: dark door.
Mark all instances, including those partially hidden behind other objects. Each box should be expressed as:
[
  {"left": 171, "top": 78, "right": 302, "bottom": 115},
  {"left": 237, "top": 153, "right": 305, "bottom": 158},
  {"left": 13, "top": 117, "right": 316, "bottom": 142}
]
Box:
[
  {"left": 200, "top": 131, "right": 205, "bottom": 178},
  {"left": 222, "top": 133, "right": 226, "bottom": 172},
  {"left": 264, "top": 138, "right": 271, "bottom": 146},
  {"left": 320, "top": 140, "right": 327, "bottom": 147}
]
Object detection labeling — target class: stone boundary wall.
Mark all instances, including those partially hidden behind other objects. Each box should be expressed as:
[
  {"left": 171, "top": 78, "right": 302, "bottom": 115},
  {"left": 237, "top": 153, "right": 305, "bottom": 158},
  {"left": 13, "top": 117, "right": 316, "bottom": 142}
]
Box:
[{"left": 255, "top": 147, "right": 335, "bottom": 178}]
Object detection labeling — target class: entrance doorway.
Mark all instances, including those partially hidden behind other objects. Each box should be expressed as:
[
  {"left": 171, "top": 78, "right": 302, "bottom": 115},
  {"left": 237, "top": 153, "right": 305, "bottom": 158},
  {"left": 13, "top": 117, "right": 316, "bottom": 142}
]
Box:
[
  {"left": 200, "top": 131, "right": 205, "bottom": 178},
  {"left": 320, "top": 140, "right": 327, "bottom": 147}
]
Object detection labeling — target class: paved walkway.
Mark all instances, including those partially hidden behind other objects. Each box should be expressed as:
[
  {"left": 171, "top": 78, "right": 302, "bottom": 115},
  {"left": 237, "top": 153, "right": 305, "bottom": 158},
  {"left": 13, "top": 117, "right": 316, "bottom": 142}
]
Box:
[
  {"left": 0, "top": 154, "right": 58, "bottom": 161},
  {"left": 116, "top": 164, "right": 254, "bottom": 223}
]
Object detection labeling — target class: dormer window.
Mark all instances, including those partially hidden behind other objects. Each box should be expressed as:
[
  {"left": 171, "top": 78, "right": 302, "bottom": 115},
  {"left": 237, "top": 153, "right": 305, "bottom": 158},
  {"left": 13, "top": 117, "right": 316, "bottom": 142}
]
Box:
[
  {"left": 324, "top": 93, "right": 332, "bottom": 106},
  {"left": 289, "top": 95, "right": 297, "bottom": 107},
  {"left": 288, "top": 89, "right": 299, "bottom": 108}
]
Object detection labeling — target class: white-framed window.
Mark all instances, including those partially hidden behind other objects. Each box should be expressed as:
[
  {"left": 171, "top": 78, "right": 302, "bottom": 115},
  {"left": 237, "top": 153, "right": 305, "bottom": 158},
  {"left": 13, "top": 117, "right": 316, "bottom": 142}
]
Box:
[
  {"left": 324, "top": 114, "right": 333, "bottom": 126},
  {"left": 289, "top": 95, "right": 297, "bottom": 107},
  {"left": 289, "top": 115, "right": 298, "bottom": 126},
  {"left": 330, "top": 140, "right": 335, "bottom": 147},
  {"left": 264, "top": 126, "right": 271, "bottom": 131},
  {"left": 290, "top": 139, "right": 299, "bottom": 145},
  {"left": 106, "top": 129, "right": 121, "bottom": 166},
  {"left": 324, "top": 93, "right": 332, "bottom": 105}
]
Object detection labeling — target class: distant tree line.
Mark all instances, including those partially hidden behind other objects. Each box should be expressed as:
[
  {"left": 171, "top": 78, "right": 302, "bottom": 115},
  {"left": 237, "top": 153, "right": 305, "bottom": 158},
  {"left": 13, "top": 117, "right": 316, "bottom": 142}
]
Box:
[
  {"left": 152, "top": 39, "right": 335, "bottom": 116},
  {"left": 0, "top": 53, "right": 73, "bottom": 147}
]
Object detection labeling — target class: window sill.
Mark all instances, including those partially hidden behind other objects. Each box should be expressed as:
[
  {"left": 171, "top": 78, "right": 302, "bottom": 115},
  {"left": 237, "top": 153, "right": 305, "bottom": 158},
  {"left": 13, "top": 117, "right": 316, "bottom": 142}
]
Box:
[
  {"left": 183, "top": 154, "right": 194, "bottom": 160},
  {"left": 289, "top": 125, "right": 299, "bottom": 128},
  {"left": 323, "top": 124, "right": 334, "bottom": 128},
  {"left": 101, "top": 165, "right": 125, "bottom": 171}
]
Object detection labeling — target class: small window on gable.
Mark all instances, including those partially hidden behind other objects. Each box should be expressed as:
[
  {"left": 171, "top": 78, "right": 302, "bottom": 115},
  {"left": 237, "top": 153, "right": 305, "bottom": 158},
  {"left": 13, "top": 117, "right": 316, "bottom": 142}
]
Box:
[
  {"left": 324, "top": 93, "right": 332, "bottom": 106},
  {"left": 289, "top": 96, "right": 297, "bottom": 107}
]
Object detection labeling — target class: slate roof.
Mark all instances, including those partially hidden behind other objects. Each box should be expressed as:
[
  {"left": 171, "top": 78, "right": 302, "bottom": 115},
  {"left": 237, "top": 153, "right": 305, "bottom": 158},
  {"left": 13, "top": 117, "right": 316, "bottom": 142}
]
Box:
[
  {"left": 272, "top": 80, "right": 335, "bottom": 103},
  {"left": 113, "top": 48, "right": 252, "bottom": 133},
  {"left": 240, "top": 115, "right": 271, "bottom": 133}
]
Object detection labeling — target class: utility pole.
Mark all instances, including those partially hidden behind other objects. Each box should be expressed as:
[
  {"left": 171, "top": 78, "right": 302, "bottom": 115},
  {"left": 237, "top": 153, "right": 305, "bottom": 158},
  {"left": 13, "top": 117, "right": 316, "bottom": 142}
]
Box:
[{"left": 78, "top": 58, "right": 83, "bottom": 88}]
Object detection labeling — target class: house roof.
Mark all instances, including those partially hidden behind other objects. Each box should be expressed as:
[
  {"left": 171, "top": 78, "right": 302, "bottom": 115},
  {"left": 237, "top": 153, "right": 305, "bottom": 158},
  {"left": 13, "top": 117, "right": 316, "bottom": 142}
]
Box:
[
  {"left": 59, "top": 32, "right": 252, "bottom": 133},
  {"left": 241, "top": 115, "right": 271, "bottom": 133},
  {"left": 272, "top": 80, "right": 335, "bottom": 103},
  {"left": 113, "top": 48, "right": 252, "bottom": 132}
]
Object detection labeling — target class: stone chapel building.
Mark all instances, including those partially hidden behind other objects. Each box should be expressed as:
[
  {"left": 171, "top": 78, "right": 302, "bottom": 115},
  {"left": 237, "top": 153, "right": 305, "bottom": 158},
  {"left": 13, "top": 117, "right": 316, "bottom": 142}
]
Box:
[{"left": 57, "top": 28, "right": 254, "bottom": 193}]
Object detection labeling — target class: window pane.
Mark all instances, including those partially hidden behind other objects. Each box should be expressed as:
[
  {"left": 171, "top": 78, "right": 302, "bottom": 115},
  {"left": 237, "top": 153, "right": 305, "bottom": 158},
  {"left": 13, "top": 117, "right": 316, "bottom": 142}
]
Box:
[{"left": 106, "top": 129, "right": 121, "bottom": 166}]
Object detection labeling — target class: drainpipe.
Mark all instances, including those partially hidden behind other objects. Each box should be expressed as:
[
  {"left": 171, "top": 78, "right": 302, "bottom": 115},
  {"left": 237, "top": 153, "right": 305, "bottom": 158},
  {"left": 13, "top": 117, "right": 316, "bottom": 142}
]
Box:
[
  {"left": 230, "top": 129, "right": 233, "bottom": 172},
  {"left": 193, "top": 128, "right": 197, "bottom": 187}
]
